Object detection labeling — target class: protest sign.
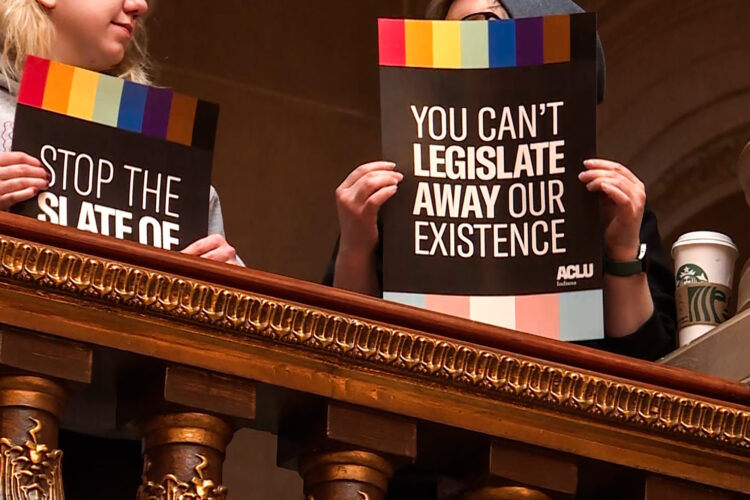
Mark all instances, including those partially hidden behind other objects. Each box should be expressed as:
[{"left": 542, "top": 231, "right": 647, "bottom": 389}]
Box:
[
  {"left": 379, "top": 14, "right": 603, "bottom": 340},
  {"left": 11, "top": 56, "right": 218, "bottom": 251}
]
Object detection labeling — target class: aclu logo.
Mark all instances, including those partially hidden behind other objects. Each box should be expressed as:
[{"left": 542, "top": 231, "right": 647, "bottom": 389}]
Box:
[{"left": 556, "top": 263, "right": 594, "bottom": 287}]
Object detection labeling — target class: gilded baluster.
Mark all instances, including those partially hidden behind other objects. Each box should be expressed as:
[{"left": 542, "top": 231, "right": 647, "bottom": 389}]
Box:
[
  {"left": 299, "top": 451, "right": 394, "bottom": 500},
  {"left": 138, "top": 413, "right": 232, "bottom": 500},
  {"left": 0, "top": 377, "right": 67, "bottom": 500}
]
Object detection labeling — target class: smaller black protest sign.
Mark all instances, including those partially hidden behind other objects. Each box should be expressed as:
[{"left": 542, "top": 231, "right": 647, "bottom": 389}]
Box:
[{"left": 11, "top": 56, "right": 218, "bottom": 251}]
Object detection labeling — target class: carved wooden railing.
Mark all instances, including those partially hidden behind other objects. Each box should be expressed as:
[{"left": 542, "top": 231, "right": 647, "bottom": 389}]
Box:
[{"left": 0, "top": 212, "right": 748, "bottom": 499}]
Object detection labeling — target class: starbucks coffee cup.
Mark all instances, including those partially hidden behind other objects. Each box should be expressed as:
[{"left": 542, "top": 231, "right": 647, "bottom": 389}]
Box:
[{"left": 672, "top": 231, "right": 738, "bottom": 347}]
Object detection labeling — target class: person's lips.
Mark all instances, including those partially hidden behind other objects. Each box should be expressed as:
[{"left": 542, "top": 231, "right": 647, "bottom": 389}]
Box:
[{"left": 111, "top": 22, "right": 133, "bottom": 36}]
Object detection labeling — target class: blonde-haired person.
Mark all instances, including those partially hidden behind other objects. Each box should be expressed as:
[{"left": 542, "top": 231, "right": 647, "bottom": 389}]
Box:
[
  {"left": 0, "top": 0, "right": 240, "bottom": 265},
  {"left": 326, "top": 0, "right": 676, "bottom": 363},
  {"left": 1, "top": 0, "right": 150, "bottom": 84}
]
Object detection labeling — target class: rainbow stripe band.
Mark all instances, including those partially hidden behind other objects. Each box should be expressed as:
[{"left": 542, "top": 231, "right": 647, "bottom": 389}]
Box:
[
  {"left": 379, "top": 16, "right": 572, "bottom": 69},
  {"left": 17, "top": 56, "right": 218, "bottom": 150},
  {"left": 383, "top": 290, "right": 603, "bottom": 341}
]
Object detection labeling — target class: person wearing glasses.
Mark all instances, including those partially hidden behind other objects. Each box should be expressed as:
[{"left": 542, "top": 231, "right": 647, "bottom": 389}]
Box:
[
  {"left": 325, "top": 0, "right": 677, "bottom": 364},
  {"left": 436, "top": 0, "right": 510, "bottom": 20}
]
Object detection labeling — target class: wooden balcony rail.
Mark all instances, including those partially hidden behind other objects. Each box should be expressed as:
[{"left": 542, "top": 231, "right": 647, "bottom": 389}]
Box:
[{"left": 0, "top": 211, "right": 747, "bottom": 499}]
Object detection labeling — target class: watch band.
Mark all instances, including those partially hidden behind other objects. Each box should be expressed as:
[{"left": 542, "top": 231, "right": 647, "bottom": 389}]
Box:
[{"left": 604, "top": 243, "right": 648, "bottom": 277}]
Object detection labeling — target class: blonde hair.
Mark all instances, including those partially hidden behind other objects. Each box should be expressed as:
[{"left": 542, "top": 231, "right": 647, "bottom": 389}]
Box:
[{"left": 0, "top": 0, "right": 151, "bottom": 88}]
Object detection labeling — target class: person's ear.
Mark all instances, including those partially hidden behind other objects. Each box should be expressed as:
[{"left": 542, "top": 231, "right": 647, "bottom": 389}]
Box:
[{"left": 36, "top": 0, "right": 56, "bottom": 8}]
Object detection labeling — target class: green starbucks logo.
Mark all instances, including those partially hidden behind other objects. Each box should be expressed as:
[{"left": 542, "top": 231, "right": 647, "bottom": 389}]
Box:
[
  {"left": 676, "top": 264, "right": 708, "bottom": 287},
  {"left": 676, "top": 283, "right": 731, "bottom": 328}
]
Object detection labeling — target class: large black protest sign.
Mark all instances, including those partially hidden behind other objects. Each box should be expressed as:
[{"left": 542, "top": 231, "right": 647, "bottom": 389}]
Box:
[
  {"left": 11, "top": 56, "right": 218, "bottom": 251},
  {"left": 378, "top": 14, "right": 603, "bottom": 340}
]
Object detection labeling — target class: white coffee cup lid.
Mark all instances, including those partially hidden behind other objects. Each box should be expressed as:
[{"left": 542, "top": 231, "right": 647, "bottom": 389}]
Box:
[{"left": 671, "top": 231, "right": 738, "bottom": 257}]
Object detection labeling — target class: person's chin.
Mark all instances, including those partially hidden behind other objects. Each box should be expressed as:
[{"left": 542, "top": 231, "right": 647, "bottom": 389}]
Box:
[{"left": 98, "top": 45, "right": 127, "bottom": 71}]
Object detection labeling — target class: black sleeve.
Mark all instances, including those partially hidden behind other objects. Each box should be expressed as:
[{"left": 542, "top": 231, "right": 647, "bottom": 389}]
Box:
[
  {"left": 576, "top": 207, "right": 677, "bottom": 360},
  {"left": 321, "top": 238, "right": 338, "bottom": 287}
]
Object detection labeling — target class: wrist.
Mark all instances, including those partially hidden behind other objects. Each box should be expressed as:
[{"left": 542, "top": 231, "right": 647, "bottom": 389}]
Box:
[
  {"left": 604, "top": 243, "right": 649, "bottom": 277},
  {"left": 333, "top": 242, "right": 380, "bottom": 296},
  {"left": 605, "top": 242, "right": 640, "bottom": 262},
  {"left": 339, "top": 230, "right": 378, "bottom": 256},
  {"left": 337, "top": 241, "right": 376, "bottom": 267}
]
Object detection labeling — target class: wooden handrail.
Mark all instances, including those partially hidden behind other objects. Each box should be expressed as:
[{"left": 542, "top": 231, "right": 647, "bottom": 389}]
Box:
[{"left": 0, "top": 211, "right": 748, "bottom": 405}]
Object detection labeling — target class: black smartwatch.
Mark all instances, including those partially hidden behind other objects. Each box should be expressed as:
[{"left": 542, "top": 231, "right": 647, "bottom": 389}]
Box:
[{"left": 604, "top": 243, "right": 649, "bottom": 277}]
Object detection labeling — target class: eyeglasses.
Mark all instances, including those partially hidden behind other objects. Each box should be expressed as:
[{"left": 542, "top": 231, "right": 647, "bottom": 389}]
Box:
[{"left": 461, "top": 11, "right": 503, "bottom": 21}]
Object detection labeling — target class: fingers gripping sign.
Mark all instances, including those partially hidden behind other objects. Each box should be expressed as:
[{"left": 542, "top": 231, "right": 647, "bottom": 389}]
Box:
[
  {"left": 579, "top": 159, "right": 646, "bottom": 261},
  {"left": 336, "top": 161, "right": 403, "bottom": 254},
  {"left": 0, "top": 151, "right": 50, "bottom": 211},
  {"left": 181, "top": 233, "right": 239, "bottom": 266}
]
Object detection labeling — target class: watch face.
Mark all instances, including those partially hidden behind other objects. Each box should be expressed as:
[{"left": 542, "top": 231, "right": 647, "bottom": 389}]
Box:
[{"left": 638, "top": 243, "right": 648, "bottom": 260}]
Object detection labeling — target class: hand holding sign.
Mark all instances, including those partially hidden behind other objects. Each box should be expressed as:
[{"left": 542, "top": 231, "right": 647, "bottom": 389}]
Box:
[
  {"left": 336, "top": 161, "right": 403, "bottom": 254},
  {"left": 579, "top": 159, "right": 645, "bottom": 261},
  {"left": 333, "top": 161, "right": 402, "bottom": 295},
  {"left": 0, "top": 151, "right": 49, "bottom": 210},
  {"left": 182, "top": 233, "right": 239, "bottom": 266},
  {"left": 578, "top": 158, "right": 653, "bottom": 339}
]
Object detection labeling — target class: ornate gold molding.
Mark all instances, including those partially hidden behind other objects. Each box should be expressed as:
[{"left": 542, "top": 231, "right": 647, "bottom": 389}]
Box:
[
  {"left": 138, "top": 455, "right": 227, "bottom": 500},
  {"left": 1, "top": 236, "right": 750, "bottom": 454},
  {"left": 0, "top": 418, "right": 64, "bottom": 500}
]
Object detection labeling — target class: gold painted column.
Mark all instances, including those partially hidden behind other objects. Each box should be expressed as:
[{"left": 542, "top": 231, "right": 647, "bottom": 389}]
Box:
[
  {"left": 461, "top": 486, "right": 552, "bottom": 500},
  {"left": 122, "top": 366, "right": 254, "bottom": 500},
  {"left": 280, "top": 402, "right": 416, "bottom": 500},
  {"left": 457, "top": 439, "right": 577, "bottom": 500},
  {"left": 137, "top": 413, "right": 232, "bottom": 500},
  {"left": 299, "top": 450, "right": 395, "bottom": 500},
  {"left": 0, "top": 375, "right": 67, "bottom": 499}
]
